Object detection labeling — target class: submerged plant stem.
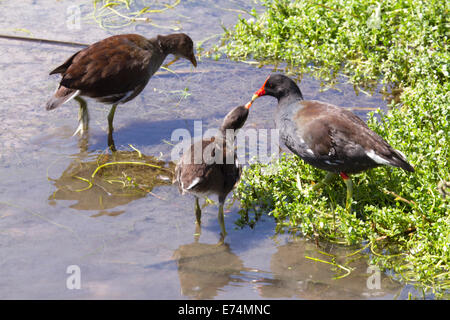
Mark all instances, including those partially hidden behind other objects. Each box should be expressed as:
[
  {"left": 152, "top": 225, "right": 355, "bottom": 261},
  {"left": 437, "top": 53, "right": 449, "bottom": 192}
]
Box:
[{"left": 91, "top": 161, "right": 162, "bottom": 179}]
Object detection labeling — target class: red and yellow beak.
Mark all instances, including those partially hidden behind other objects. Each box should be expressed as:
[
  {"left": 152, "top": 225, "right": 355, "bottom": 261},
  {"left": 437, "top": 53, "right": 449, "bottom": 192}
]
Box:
[
  {"left": 244, "top": 101, "right": 253, "bottom": 109},
  {"left": 252, "top": 75, "right": 270, "bottom": 101}
]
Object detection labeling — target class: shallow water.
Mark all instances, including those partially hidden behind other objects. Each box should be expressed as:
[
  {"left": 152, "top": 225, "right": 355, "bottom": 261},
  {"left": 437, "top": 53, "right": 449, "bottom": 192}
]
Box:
[{"left": 0, "top": 0, "right": 420, "bottom": 299}]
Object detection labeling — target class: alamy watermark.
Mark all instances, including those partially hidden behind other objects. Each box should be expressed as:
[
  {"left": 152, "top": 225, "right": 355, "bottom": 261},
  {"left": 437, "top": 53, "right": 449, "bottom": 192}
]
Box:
[
  {"left": 366, "top": 265, "right": 381, "bottom": 290},
  {"left": 66, "top": 265, "right": 81, "bottom": 290},
  {"left": 66, "top": 5, "right": 81, "bottom": 30},
  {"left": 170, "top": 121, "right": 281, "bottom": 167},
  {"left": 367, "top": 3, "right": 382, "bottom": 30}
]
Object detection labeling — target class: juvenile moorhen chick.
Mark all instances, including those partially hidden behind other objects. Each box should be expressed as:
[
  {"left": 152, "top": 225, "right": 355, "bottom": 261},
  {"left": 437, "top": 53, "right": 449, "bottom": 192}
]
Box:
[
  {"left": 251, "top": 74, "right": 414, "bottom": 209},
  {"left": 46, "top": 33, "right": 197, "bottom": 150},
  {"left": 175, "top": 101, "right": 252, "bottom": 241}
]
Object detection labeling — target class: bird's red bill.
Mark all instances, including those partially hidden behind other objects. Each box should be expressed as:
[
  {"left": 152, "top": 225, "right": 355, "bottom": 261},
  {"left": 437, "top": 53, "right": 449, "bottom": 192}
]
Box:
[{"left": 252, "top": 75, "right": 270, "bottom": 101}]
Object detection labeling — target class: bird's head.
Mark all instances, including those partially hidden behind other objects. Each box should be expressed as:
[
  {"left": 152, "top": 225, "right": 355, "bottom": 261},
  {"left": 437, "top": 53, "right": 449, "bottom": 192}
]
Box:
[
  {"left": 252, "top": 74, "right": 303, "bottom": 102},
  {"left": 159, "top": 33, "right": 197, "bottom": 67},
  {"left": 220, "top": 101, "right": 252, "bottom": 132}
]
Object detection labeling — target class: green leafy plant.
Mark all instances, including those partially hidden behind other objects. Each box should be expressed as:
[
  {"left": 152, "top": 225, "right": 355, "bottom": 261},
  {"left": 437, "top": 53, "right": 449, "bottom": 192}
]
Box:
[{"left": 225, "top": 0, "right": 449, "bottom": 297}]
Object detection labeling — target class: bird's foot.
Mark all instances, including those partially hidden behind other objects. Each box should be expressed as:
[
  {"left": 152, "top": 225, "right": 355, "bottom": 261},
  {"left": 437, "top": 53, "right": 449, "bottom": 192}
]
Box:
[
  {"left": 73, "top": 121, "right": 88, "bottom": 137},
  {"left": 345, "top": 198, "right": 353, "bottom": 212},
  {"left": 216, "top": 232, "right": 227, "bottom": 246},
  {"left": 73, "top": 97, "right": 89, "bottom": 136}
]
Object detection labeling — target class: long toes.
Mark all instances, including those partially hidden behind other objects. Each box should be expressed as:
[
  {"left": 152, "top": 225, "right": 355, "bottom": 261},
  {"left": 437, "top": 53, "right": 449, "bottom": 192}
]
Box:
[
  {"left": 73, "top": 123, "right": 84, "bottom": 137},
  {"left": 216, "top": 235, "right": 226, "bottom": 246}
]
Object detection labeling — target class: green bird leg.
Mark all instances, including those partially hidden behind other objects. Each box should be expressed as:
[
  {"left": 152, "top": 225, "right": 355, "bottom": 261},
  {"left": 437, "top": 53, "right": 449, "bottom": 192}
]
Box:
[
  {"left": 340, "top": 172, "right": 353, "bottom": 210},
  {"left": 194, "top": 196, "right": 202, "bottom": 225},
  {"left": 73, "top": 96, "right": 89, "bottom": 136},
  {"left": 217, "top": 201, "right": 227, "bottom": 245},
  {"left": 193, "top": 196, "right": 202, "bottom": 242},
  {"left": 107, "top": 104, "right": 118, "bottom": 152}
]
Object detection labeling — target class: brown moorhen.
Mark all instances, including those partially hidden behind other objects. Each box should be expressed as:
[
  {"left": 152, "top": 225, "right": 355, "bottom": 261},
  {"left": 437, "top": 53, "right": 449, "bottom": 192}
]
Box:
[
  {"left": 251, "top": 74, "right": 414, "bottom": 209},
  {"left": 175, "top": 101, "right": 252, "bottom": 242},
  {"left": 46, "top": 33, "right": 197, "bottom": 150}
]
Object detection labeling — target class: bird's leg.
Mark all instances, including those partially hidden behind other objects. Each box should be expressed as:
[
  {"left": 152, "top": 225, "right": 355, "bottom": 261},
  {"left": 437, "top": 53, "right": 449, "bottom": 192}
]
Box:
[
  {"left": 312, "top": 172, "right": 338, "bottom": 191},
  {"left": 217, "top": 201, "right": 227, "bottom": 245},
  {"left": 194, "top": 196, "right": 202, "bottom": 242},
  {"left": 194, "top": 196, "right": 202, "bottom": 225},
  {"left": 73, "top": 96, "right": 89, "bottom": 136},
  {"left": 107, "top": 104, "right": 118, "bottom": 152},
  {"left": 340, "top": 172, "right": 353, "bottom": 210}
]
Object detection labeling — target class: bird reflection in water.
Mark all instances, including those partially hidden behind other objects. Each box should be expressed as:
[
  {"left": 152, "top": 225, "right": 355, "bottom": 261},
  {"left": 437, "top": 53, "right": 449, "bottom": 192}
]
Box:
[{"left": 173, "top": 241, "right": 245, "bottom": 299}]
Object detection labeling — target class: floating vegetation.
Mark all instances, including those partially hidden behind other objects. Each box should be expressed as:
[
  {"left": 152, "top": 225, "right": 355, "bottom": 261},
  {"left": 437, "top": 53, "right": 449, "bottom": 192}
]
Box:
[
  {"left": 90, "top": 0, "right": 182, "bottom": 30},
  {"left": 304, "top": 255, "right": 352, "bottom": 280},
  {"left": 48, "top": 147, "right": 175, "bottom": 215}
]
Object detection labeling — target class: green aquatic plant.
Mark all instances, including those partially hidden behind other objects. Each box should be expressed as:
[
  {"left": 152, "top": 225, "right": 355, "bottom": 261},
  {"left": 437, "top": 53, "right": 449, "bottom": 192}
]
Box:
[
  {"left": 227, "top": 0, "right": 449, "bottom": 297},
  {"left": 48, "top": 147, "right": 175, "bottom": 213},
  {"left": 223, "top": 0, "right": 448, "bottom": 91},
  {"left": 90, "top": 0, "right": 181, "bottom": 29}
]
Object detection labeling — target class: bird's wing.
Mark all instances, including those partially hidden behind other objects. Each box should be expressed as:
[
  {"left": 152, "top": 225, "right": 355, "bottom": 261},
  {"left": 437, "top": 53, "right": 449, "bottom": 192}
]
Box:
[
  {"left": 57, "top": 35, "right": 156, "bottom": 96},
  {"left": 49, "top": 51, "right": 81, "bottom": 75},
  {"left": 294, "top": 101, "right": 413, "bottom": 171},
  {"left": 176, "top": 139, "right": 218, "bottom": 190}
]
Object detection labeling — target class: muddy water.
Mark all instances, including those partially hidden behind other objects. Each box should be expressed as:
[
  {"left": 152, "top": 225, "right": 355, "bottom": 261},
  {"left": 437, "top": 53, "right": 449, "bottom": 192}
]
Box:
[{"left": 0, "top": 0, "right": 417, "bottom": 299}]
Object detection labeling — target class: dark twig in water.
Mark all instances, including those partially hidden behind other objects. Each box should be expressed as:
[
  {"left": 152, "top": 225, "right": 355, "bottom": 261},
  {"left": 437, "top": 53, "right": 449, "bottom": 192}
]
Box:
[{"left": 0, "top": 34, "right": 89, "bottom": 48}]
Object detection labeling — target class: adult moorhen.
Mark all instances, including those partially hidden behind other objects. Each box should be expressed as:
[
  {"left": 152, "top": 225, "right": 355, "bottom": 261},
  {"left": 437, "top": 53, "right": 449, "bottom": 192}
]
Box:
[
  {"left": 175, "top": 101, "right": 252, "bottom": 242},
  {"left": 46, "top": 33, "right": 197, "bottom": 150},
  {"left": 251, "top": 74, "right": 414, "bottom": 209}
]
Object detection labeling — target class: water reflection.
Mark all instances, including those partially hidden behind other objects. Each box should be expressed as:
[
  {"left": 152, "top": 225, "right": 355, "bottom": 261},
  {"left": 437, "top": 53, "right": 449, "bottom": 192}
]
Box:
[
  {"left": 48, "top": 150, "right": 174, "bottom": 216},
  {"left": 171, "top": 236, "right": 405, "bottom": 299},
  {"left": 256, "top": 239, "right": 403, "bottom": 299},
  {"left": 173, "top": 241, "right": 245, "bottom": 299}
]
